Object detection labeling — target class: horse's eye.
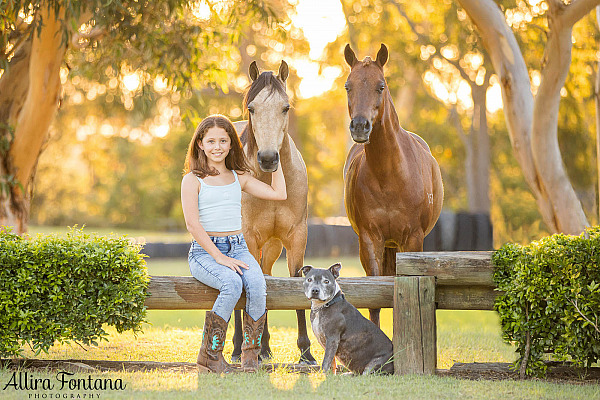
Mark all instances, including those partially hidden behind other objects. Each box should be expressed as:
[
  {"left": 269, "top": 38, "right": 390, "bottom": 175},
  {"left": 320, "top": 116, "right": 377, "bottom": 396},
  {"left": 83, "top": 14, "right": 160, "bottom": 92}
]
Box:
[
  {"left": 344, "top": 83, "right": 350, "bottom": 92},
  {"left": 248, "top": 106, "right": 254, "bottom": 114},
  {"left": 377, "top": 84, "right": 385, "bottom": 93},
  {"left": 283, "top": 105, "right": 290, "bottom": 113}
]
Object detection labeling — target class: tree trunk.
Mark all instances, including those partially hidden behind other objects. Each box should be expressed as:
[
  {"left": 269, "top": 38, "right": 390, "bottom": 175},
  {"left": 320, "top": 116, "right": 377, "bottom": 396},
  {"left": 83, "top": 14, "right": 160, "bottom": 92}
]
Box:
[
  {"left": 531, "top": 0, "right": 590, "bottom": 234},
  {"left": 395, "top": 66, "right": 419, "bottom": 122},
  {"left": 0, "top": 4, "right": 67, "bottom": 234},
  {"left": 451, "top": 108, "right": 476, "bottom": 210},
  {"left": 451, "top": 82, "right": 490, "bottom": 214},
  {"left": 596, "top": 6, "right": 600, "bottom": 222},
  {"left": 472, "top": 83, "right": 490, "bottom": 213},
  {"left": 456, "top": 0, "right": 597, "bottom": 235}
]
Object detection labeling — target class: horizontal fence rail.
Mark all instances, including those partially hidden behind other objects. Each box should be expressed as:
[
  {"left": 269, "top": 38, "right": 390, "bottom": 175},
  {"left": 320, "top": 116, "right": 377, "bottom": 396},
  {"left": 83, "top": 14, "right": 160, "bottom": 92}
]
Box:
[
  {"left": 395, "top": 251, "right": 494, "bottom": 286},
  {"left": 396, "top": 251, "right": 499, "bottom": 310},
  {"left": 146, "top": 276, "right": 394, "bottom": 311},
  {"left": 145, "top": 251, "right": 500, "bottom": 311}
]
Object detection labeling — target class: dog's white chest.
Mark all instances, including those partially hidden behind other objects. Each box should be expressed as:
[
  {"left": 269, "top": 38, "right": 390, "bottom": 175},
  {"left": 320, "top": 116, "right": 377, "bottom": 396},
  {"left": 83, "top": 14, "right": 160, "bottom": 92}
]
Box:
[{"left": 311, "top": 312, "right": 326, "bottom": 347}]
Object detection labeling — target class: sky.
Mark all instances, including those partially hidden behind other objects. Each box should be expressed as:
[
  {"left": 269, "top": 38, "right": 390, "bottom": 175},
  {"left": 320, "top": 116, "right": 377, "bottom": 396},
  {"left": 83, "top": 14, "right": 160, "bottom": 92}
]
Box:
[{"left": 289, "top": 0, "right": 346, "bottom": 98}]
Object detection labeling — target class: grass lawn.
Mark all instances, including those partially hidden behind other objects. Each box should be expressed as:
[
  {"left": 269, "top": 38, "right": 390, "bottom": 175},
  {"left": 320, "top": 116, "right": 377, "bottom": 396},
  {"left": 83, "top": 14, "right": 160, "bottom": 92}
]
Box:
[
  {"left": 2, "top": 321, "right": 597, "bottom": 399},
  {"left": 3, "top": 231, "right": 598, "bottom": 398},
  {"left": 27, "top": 225, "right": 193, "bottom": 243}
]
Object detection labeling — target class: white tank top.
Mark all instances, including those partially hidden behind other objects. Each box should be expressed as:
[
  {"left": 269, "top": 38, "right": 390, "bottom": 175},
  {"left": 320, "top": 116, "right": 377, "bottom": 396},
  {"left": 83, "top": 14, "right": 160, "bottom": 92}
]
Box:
[{"left": 197, "top": 171, "right": 242, "bottom": 232}]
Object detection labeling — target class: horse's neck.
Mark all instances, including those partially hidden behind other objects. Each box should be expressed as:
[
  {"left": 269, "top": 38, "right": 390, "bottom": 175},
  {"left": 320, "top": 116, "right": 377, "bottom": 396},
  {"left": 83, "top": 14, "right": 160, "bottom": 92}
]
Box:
[
  {"left": 364, "top": 93, "right": 410, "bottom": 180},
  {"left": 279, "top": 131, "right": 293, "bottom": 164}
]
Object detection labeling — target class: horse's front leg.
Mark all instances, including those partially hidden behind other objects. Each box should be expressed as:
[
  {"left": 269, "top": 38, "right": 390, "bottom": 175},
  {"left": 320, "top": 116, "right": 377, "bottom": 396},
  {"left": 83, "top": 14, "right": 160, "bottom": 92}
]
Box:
[
  {"left": 232, "top": 233, "right": 263, "bottom": 362},
  {"left": 257, "top": 237, "right": 283, "bottom": 361},
  {"left": 358, "top": 231, "right": 385, "bottom": 327},
  {"left": 284, "top": 227, "right": 316, "bottom": 365}
]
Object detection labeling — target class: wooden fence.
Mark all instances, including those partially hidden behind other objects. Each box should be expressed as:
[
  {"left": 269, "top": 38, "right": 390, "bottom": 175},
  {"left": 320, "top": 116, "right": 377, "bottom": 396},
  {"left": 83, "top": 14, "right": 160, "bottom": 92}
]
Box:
[{"left": 145, "top": 251, "right": 498, "bottom": 375}]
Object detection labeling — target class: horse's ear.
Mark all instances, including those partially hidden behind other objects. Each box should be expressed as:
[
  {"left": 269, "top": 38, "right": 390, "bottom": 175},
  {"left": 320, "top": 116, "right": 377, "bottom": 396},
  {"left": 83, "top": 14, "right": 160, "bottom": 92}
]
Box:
[
  {"left": 278, "top": 60, "right": 289, "bottom": 83},
  {"left": 376, "top": 43, "right": 388, "bottom": 68},
  {"left": 344, "top": 44, "right": 358, "bottom": 68},
  {"left": 249, "top": 61, "right": 259, "bottom": 81}
]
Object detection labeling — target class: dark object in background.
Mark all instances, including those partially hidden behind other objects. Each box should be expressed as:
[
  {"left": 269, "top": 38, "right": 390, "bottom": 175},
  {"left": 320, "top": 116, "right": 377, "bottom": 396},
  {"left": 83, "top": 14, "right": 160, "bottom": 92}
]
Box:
[{"left": 141, "top": 212, "right": 493, "bottom": 258}]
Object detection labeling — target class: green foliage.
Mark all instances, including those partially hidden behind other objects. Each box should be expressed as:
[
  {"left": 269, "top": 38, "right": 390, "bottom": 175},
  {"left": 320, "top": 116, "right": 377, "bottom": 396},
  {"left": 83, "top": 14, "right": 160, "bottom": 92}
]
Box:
[
  {"left": 493, "top": 227, "right": 600, "bottom": 376},
  {"left": 2, "top": 1, "right": 285, "bottom": 89},
  {"left": 0, "top": 227, "right": 149, "bottom": 357}
]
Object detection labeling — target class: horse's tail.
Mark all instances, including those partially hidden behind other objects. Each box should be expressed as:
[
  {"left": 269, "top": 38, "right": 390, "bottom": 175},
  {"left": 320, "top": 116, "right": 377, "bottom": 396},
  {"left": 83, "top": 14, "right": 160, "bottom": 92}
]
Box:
[{"left": 383, "top": 247, "right": 396, "bottom": 276}]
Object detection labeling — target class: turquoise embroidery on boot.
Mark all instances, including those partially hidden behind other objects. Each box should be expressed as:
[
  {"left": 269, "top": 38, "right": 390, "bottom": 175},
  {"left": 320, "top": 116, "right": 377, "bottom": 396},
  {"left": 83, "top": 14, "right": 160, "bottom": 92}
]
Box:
[
  {"left": 243, "top": 332, "right": 249, "bottom": 344},
  {"left": 211, "top": 335, "right": 220, "bottom": 350},
  {"left": 257, "top": 333, "right": 262, "bottom": 347}
]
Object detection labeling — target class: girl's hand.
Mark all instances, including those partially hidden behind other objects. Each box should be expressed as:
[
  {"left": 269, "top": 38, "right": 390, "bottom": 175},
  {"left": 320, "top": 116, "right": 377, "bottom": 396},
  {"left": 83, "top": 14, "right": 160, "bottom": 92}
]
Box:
[
  {"left": 214, "top": 254, "right": 250, "bottom": 275},
  {"left": 237, "top": 167, "right": 287, "bottom": 201}
]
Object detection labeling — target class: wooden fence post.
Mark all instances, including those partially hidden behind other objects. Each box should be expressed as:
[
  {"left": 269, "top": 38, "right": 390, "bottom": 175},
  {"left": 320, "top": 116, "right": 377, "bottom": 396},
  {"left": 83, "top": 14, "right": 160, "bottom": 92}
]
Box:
[{"left": 393, "top": 276, "right": 436, "bottom": 375}]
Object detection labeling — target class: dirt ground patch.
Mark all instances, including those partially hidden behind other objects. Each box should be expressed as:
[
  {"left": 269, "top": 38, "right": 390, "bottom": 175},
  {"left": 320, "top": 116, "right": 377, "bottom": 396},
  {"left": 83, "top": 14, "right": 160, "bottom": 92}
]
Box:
[
  {"left": 1, "top": 359, "right": 599, "bottom": 384},
  {"left": 438, "top": 362, "right": 600, "bottom": 385}
]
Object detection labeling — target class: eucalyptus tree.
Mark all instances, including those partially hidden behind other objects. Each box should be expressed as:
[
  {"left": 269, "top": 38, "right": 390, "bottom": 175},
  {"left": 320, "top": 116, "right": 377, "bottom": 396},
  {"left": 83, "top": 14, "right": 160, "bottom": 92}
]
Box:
[
  {"left": 0, "top": 0, "right": 283, "bottom": 234},
  {"left": 457, "top": 0, "right": 600, "bottom": 234}
]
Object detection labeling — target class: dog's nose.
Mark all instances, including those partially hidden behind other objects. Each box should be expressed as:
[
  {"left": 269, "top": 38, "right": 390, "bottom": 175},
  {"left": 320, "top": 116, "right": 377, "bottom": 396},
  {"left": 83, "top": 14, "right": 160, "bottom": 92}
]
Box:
[{"left": 311, "top": 288, "right": 319, "bottom": 297}]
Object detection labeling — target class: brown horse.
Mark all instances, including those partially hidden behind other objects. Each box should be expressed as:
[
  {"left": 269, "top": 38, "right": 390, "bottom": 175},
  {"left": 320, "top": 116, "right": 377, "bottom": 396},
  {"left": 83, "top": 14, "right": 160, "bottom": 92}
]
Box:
[
  {"left": 231, "top": 61, "right": 316, "bottom": 365},
  {"left": 343, "top": 44, "right": 443, "bottom": 326}
]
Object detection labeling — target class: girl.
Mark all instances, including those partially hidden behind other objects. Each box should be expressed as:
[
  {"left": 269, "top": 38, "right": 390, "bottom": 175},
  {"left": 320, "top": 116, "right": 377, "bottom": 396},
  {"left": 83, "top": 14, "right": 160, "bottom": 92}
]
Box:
[{"left": 181, "top": 115, "right": 286, "bottom": 373}]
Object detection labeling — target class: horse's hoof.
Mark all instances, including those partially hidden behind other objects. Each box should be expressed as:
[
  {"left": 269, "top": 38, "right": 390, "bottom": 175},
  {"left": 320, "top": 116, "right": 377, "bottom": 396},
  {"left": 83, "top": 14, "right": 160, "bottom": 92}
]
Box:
[
  {"left": 231, "top": 353, "right": 241, "bottom": 363},
  {"left": 259, "top": 352, "right": 273, "bottom": 362}
]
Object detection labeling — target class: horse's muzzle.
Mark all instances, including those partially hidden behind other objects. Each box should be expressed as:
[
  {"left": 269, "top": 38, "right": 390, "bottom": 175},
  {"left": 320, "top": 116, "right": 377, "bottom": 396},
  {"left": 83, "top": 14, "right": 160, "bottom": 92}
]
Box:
[
  {"left": 257, "top": 150, "right": 280, "bottom": 172},
  {"left": 349, "top": 117, "right": 371, "bottom": 143}
]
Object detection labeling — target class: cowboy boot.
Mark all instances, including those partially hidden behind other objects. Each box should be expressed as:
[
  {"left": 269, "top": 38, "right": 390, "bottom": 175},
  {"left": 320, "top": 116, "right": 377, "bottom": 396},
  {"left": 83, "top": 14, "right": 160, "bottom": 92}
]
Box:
[
  {"left": 241, "top": 310, "right": 267, "bottom": 372},
  {"left": 197, "top": 311, "right": 234, "bottom": 373}
]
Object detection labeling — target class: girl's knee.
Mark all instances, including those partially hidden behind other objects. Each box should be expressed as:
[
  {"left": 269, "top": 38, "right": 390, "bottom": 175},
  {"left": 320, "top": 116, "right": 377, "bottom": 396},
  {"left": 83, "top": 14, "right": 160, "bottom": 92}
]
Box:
[
  {"left": 247, "top": 274, "right": 267, "bottom": 297},
  {"left": 221, "top": 276, "right": 243, "bottom": 297}
]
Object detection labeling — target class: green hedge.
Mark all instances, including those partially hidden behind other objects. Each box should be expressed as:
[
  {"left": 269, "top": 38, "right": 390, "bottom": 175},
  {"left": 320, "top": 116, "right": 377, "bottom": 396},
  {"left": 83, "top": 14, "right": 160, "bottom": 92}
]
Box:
[
  {"left": 493, "top": 226, "right": 600, "bottom": 376},
  {"left": 0, "top": 228, "right": 149, "bottom": 357}
]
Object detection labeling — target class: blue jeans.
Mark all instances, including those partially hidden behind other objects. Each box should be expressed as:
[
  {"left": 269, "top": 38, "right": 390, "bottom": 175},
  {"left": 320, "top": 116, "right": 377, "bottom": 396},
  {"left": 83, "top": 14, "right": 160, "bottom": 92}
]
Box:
[{"left": 188, "top": 233, "right": 266, "bottom": 322}]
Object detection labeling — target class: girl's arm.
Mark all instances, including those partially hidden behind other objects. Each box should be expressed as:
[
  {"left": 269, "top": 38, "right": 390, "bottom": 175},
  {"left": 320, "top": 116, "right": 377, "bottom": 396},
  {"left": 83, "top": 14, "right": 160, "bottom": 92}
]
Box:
[
  {"left": 181, "top": 173, "right": 249, "bottom": 274},
  {"left": 238, "top": 165, "right": 287, "bottom": 200}
]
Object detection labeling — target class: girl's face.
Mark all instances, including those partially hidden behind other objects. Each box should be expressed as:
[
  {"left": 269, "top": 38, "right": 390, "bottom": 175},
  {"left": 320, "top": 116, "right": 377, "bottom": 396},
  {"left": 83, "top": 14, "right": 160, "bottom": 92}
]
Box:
[{"left": 199, "top": 126, "right": 232, "bottom": 165}]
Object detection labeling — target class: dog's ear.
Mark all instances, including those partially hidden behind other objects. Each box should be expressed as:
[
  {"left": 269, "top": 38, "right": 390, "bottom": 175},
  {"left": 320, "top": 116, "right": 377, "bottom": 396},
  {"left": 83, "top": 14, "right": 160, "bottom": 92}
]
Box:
[
  {"left": 329, "top": 263, "right": 342, "bottom": 279},
  {"left": 300, "top": 265, "right": 313, "bottom": 277}
]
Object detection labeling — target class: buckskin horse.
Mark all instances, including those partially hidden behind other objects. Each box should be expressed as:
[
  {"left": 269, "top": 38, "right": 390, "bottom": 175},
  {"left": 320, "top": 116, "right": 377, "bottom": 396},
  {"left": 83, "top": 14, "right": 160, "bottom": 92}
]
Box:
[
  {"left": 231, "top": 61, "right": 316, "bottom": 365},
  {"left": 343, "top": 44, "right": 444, "bottom": 326}
]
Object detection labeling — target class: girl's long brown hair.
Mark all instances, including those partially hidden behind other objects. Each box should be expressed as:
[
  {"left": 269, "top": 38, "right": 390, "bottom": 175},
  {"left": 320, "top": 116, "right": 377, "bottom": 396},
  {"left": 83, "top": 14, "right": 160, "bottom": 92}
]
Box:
[{"left": 183, "top": 115, "right": 251, "bottom": 178}]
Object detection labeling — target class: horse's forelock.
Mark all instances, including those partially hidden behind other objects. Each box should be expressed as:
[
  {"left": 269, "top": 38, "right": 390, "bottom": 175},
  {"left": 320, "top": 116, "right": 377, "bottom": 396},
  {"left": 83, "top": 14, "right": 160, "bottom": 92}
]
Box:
[{"left": 243, "top": 71, "right": 287, "bottom": 109}]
